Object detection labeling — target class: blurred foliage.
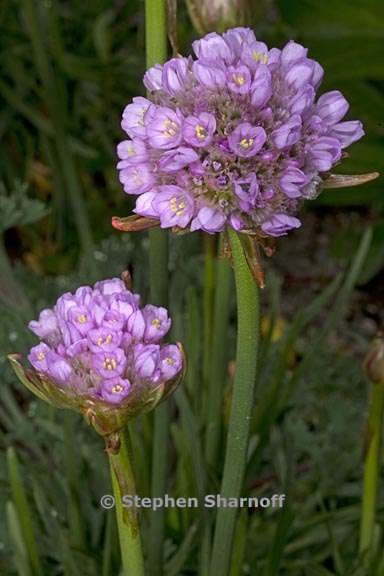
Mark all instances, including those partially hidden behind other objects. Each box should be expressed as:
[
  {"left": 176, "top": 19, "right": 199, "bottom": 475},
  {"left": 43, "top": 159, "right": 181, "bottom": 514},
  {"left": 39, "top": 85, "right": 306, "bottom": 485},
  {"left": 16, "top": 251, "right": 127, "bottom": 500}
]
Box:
[
  {"left": 0, "top": 181, "right": 49, "bottom": 233},
  {"left": 0, "top": 0, "right": 384, "bottom": 574}
]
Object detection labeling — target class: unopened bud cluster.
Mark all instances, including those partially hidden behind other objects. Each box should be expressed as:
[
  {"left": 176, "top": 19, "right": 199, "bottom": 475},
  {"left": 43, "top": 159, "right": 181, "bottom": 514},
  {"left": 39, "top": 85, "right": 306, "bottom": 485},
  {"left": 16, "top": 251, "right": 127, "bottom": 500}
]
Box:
[{"left": 9, "top": 278, "right": 184, "bottom": 433}]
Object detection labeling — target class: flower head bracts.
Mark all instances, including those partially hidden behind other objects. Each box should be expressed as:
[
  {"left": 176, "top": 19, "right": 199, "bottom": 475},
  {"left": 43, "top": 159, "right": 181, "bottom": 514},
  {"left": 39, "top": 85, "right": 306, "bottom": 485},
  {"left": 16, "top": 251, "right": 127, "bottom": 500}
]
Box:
[
  {"left": 8, "top": 276, "right": 184, "bottom": 435},
  {"left": 116, "top": 28, "right": 369, "bottom": 238}
]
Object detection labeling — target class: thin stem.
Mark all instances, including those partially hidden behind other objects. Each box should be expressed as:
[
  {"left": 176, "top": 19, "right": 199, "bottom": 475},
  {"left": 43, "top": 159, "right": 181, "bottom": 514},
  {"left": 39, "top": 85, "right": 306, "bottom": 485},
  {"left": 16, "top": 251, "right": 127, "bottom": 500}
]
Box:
[
  {"left": 145, "top": 0, "right": 169, "bottom": 572},
  {"left": 145, "top": 0, "right": 167, "bottom": 68},
  {"left": 7, "top": 447, "right": 42, "bottom": 576},
  {"left": 108, "top": 432, "right": 145, "bottom": 576},
  {"left": 148, "top": 400, "right": 169, "bottom": 574},
  {"left": 210, "top": 228, "right": 260, "bottom": 576},
  {"left": 203, "top": 235, "right": 216, "bottom": 398},
  {"left": 359, "top": 382, "right": 384, "bottom": 556},
  {"left": 205, "top": 242, "right": 231, "bottom": 470}
]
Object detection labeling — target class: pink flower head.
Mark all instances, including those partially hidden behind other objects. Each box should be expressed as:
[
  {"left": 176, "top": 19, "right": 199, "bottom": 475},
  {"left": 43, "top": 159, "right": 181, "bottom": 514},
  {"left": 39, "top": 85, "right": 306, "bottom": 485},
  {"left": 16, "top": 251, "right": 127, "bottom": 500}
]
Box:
[
  {"left": 24, "top": 278, "right": 184, "bottom": 407},
  {"left": 116, "top": 28, "right": 365, "bottom": 238}
]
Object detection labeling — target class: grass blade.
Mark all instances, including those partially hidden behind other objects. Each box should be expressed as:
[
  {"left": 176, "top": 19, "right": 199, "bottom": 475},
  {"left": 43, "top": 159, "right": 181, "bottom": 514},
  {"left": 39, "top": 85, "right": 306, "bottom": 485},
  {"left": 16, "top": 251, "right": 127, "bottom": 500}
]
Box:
[{"left": 7, "top": 447, "right": 42, "bottom": 575}]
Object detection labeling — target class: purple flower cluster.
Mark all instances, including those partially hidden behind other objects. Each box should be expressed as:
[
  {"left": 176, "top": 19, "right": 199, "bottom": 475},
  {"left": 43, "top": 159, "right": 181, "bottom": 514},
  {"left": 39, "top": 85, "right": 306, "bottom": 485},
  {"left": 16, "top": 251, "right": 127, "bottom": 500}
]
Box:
[
  {"left": 27, "top": 279, "right": 183, "bottom": 405},
  {"left": 117, "top": 28, "right": 364, "bottom": 237}
]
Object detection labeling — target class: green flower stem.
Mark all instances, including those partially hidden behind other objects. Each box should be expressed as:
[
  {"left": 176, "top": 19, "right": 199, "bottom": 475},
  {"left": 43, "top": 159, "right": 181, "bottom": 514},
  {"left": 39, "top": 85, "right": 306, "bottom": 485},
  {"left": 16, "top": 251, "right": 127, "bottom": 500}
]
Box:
[
  {"left": 210, "top": 228, "right": 260, "bottom": 576},
  {"left": 201, "top": 240, "right": 231, "bottom": 576},
  {"left": 359, "top": 382, "right": 384, "bottom": 556},
  {"left": 203, "top": 236, "right": 216, "bottom": 398},
  {"left": 145, "top": 0, "right": 169, "bottom": 573},
  {"left": 205, "top": 240, "right": 231, "bottom": 470},
  {"left": 108, "top": 432, "right": 145, "bottom": 576},
  {"left": 145, "top": 0, "right": 167, "bottom": 68},
  {"left": 148, "top": 398, "right": 169, "bottom": 575},
  {"left": 7, "top": 447, "right": 42, "bottom": 576}
]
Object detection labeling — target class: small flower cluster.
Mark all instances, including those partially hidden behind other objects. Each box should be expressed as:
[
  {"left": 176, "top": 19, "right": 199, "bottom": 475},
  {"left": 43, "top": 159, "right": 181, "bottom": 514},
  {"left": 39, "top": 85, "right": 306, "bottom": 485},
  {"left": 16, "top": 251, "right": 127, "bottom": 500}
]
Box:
[
  {"left": 27, "top": 278, "right": 183, "bottom": 405},
  {"left": 117, "top": 28, "right": 364, "bottom": 237}
]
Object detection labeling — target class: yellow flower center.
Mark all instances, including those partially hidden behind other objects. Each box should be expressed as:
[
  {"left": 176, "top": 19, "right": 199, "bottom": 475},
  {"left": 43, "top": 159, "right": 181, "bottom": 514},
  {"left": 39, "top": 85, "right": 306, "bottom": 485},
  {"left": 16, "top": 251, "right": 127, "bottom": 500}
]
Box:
[
  {"left": 240, "top": 138, "right": 254, "bottom": 149},
  {"left": 169, "top": 197, "right": 186, "bottom": 216},
  {"left": 163, "top": 119, "right": 178, "bottom": 137},
  {"left": 127, "top": 144, "right": 135, "bottom": 155},
  {"left": 252, "top": 51, "right": 268, "bottom": 64},
  {"left": 103, "top": 358, "right": 117, "bottom": 371},
  {"left": 195, "top": 125, "right": 207, "bottom": 139},
  {"left": 165, "top": 357, "right": 175, "bottom": 365},
  {"left": 111, "top": 384, "right": 124, "bottom": 393},
  {"left": 77, "top": 314, "right": 87, "bottom": 324},
  {"left": 97, "top": 334, "right": 113, "bottom": 346},
  {"left": 37, "top": 352, "right": 45, "bottom": 361},
  {"left": 151, "top": 318, "right": 161, "bottom": 329},
  {"left": 233, "top": 74, "right": 245, "bottom": 86}
]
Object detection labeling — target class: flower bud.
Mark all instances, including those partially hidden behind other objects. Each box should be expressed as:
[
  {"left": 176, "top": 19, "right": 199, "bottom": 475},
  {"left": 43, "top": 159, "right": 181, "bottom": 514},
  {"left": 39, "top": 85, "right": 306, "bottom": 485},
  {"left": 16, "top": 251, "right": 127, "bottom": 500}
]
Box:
[
  {"left": 8, "top": 275, "right": 185, "bottom": 436},
  {"left": 364, "top": 337, "right": 384, "bottom": 384},
  {"left": 186, "top": 0, "right": 249, "bottom": 34}
]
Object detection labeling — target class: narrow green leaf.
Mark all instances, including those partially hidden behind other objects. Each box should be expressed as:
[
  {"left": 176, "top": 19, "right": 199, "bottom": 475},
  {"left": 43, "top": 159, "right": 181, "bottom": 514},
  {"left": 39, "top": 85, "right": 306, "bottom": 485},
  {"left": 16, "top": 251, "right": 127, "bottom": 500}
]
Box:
[
  {"left": 6, "top": 500, "right": 32, "bottom": 576},
  {"left": 229, "top": 509, "right": 248, "bottom": 576},
  {"left": 7, "top": 447, "right": 42, "bottom": 576},
  {"left": 166, "top": 522, "right": 199, "bottom": 576}
]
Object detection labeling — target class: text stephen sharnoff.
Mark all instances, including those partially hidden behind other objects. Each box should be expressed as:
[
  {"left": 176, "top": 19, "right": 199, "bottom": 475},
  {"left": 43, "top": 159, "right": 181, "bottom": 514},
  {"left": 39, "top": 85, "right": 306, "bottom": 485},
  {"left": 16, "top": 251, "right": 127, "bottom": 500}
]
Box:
[{"left": 119, "top": 494, "right": 286, "bottom": 510}]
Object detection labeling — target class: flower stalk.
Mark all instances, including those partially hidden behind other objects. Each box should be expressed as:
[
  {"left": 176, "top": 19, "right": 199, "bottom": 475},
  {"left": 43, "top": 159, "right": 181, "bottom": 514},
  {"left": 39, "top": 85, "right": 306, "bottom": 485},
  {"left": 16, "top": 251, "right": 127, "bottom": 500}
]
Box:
[
  {"left": 203, "top": 235, "right": 216, "bottom": 412},
  {"left": 205, "top": 238, "right": 232, "bottom": 469},
  {"left": 145, "top": 0, "right": 170, "bottom": 573},
  {"left": 107, "top": 431, "right": 145, "bottom": 576},
  {"left": 210, "top": 227, "right": 260, "bottom": 575}
]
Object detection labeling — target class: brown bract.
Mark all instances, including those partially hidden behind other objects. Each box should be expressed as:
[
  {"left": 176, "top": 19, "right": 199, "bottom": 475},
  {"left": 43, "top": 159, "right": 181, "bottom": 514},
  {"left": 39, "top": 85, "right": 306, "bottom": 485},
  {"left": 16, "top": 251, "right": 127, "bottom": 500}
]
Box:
[{"left": 321, "top": 171, "right": 379, "bottom": 189}]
